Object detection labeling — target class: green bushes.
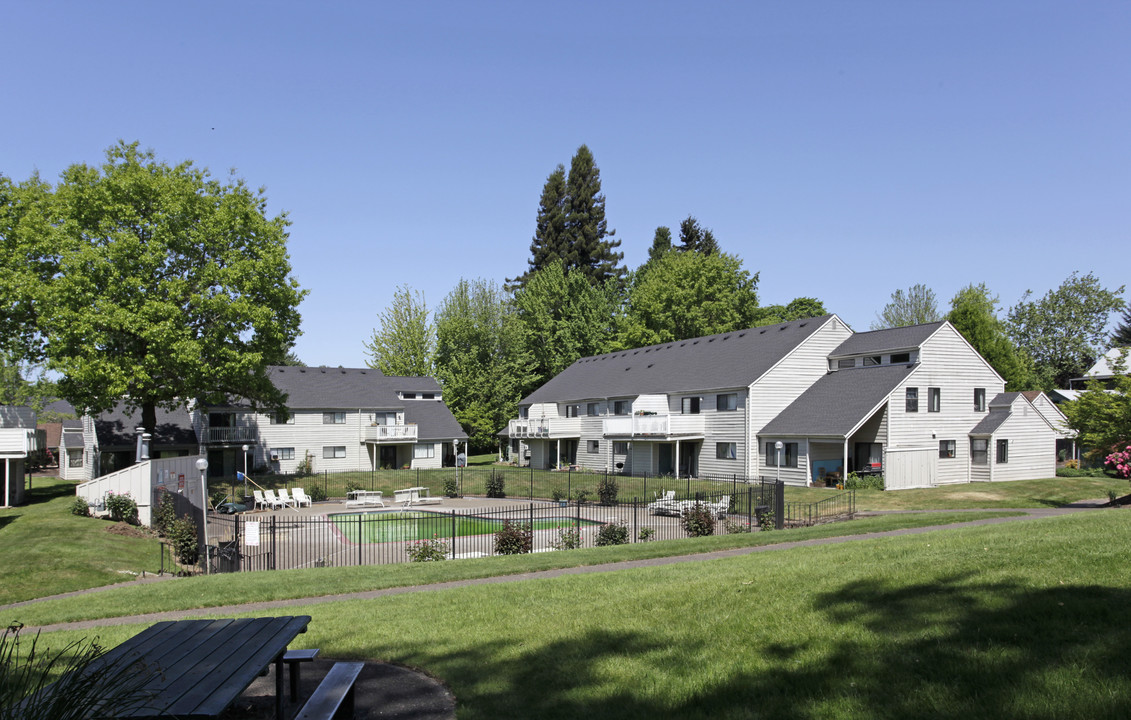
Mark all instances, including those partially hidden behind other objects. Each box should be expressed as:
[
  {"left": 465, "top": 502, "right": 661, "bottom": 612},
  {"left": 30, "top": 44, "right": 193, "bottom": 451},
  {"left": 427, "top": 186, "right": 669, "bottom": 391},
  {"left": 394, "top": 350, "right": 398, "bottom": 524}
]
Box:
[
  {"left": 406, "top": 536, "right": 450, "bottom": 562},
  {"left": 105, "top": 491, "right": 139, "bottom": 525},
  {"left": 595, "top": 520, "right": 629, "bottom": 546},
  {"left": 306, "top": 484, "right": 328, "bottom": 502},
  {"left": 551, "top": 527, "right": 581, "bottom": 550},
  {"left": 486, "top": 471, "right": 506, "bottom": 498},
  {"left": 152, "top": 493, "right": 176, "bottom": 535},
  {"left": 845, "top": 472, "right": 885, "bottom": 490},
  {"left": 494, "top": 521, "right": 531, "bottom": 554},
  {"left": 443, "top": 476, "right": 459, "bottom": 498},
  {"left": 681, "top": 503, "right": 716, "bottom": 537},
  {"left": 597, "top": 475, "right": 619, "bottom": 505},
  {"left": 167, "top": 514, "right": 199, "bottom": 568},
  {"left": 1056, "top": 467, "right": 1109, "bottom": 478},
  {"left": 70, "top": 496, "right": 90, "bottom": 517}
]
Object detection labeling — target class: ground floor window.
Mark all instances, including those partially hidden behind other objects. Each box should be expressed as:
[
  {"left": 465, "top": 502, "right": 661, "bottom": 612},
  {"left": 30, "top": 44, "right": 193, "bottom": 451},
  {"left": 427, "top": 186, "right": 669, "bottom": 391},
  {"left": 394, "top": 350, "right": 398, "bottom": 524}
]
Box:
[
  {"left": 765, "top": 442, "right": 798, "bottom": 467},
  {"left": 273, "top": 447, "right": 295, "bottom": 461},
  {"left": 939, "top": 440, "right": 955, "bottom": 459},
  {"left": 322, "top": 446, "right": 346, "bottom": 459},
  {"left": 68, "top": 449, "right": 83, "bottom": 468},
  {"left": 414, "top": 443, "right": 435, "bottom": 459},
  {"left": 716, "top": 442, "right": 736, "bottom": 460},
  {"left": 996, "top": 439, "right": 1009, "bottom": 464},
  {"left": 588, "top": 440, "right": 600, "bottom": 453},
  {"left": 971, "top": 438, "right": 988, "bottom": 465},
  {"left": 613, "top": 441, "right": 629, "bottom": 455}
]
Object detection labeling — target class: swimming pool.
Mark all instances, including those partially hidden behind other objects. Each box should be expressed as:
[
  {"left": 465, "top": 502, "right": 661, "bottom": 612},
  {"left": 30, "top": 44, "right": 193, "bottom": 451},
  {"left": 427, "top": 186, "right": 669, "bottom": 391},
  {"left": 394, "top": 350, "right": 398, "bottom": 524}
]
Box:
[{"left": 329, "top": 509, "right": 600, "bottom": 544}]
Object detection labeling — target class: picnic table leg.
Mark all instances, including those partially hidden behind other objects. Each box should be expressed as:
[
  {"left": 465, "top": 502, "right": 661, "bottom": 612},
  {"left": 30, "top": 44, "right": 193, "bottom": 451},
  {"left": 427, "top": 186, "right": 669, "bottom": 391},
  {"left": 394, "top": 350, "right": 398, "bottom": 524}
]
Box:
[
  {"left": 275, "top": 657, "right": 285, "bottom": 719},
  {"left": 290, "top": 660, "right": 301, "bottom": 702}
]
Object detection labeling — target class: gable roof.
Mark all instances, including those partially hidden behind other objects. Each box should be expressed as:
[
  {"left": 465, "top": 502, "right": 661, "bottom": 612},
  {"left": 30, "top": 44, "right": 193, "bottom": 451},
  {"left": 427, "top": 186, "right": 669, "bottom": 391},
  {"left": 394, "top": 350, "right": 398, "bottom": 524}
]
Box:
[
  {"left": 829, "top": 322, "right": 945, "bottom": 357},
  {"left": 94, "top": 404, "right": 197, "bottom": 448},
  {"left": 759, "top": 364, "right": 916, "bottom": 437},
  {"left": 1079, "top": 348, "right": 1129, "bottom": 380},
  {"left": 522, "top": 316, "right": 837, "bottom": 405},
  {"left": 262, "top": 367, "right": 440, "bottom": 410},
  {"left": 405, "top": 401, "right": 468, "bottom": 441}
]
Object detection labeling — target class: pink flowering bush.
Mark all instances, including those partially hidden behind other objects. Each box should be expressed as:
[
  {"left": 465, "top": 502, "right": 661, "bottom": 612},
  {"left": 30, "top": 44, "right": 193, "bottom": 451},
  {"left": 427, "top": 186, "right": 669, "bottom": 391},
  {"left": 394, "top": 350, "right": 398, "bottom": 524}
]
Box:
[{"left": 1104, "top": 445, "right": 1131, "bottom": 480}]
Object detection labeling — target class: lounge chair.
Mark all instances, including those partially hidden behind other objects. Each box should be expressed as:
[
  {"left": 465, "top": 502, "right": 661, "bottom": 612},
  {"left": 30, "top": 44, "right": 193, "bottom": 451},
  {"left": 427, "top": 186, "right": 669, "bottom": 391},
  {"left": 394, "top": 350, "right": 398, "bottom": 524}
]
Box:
[
  {"left": 277, "top": 488, "right": 298, "bottom": 508},
  {"left": 252, "top": 490, "right": 269, "bottom": 510},
  {"left": 292, "top": 488, "right": 313, "bottom": 508},
  {"left": 708, "top": 495, "right": 731, "bottom": 518},
  {"left": 263, "top": 489, "right": 286, "bottom": 509}
]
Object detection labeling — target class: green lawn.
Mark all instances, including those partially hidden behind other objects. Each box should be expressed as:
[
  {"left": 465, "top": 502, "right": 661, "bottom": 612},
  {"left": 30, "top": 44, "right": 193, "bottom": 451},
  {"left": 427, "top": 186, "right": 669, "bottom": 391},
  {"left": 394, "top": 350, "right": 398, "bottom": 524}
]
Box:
[
  {"left": 0, "top": 477, "right": 166, "bottom": 605},
  {"left": 33, "top": 510, "right": 1131, "bottom": 719},
  {"left": 786, "top": 475, "right": 1127, "bottom": 511}
]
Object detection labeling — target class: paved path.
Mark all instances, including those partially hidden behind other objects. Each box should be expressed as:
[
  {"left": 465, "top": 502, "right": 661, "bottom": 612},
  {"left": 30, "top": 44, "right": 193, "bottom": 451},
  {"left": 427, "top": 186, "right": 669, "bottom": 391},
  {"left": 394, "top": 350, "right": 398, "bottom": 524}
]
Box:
[{"left": 10, "top": 506, "right": 1090, "bottom": 634}]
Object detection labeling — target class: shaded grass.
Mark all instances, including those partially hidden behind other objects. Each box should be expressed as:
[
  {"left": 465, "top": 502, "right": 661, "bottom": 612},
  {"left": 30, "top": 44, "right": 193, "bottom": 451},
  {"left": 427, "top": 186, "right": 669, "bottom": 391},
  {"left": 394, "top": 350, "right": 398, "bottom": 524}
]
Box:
[
  {"left": 0, "top": 477, "right": 166, "bottom": 605},
  {"left": 35, "top": 511, "right": 1131, "bottom": 720},
  {"left": 786, "top": 475, "right": 1127, "bottom": 511},
  {"left": 5, "top": 511, "right": 1022, "bottom": 626}
]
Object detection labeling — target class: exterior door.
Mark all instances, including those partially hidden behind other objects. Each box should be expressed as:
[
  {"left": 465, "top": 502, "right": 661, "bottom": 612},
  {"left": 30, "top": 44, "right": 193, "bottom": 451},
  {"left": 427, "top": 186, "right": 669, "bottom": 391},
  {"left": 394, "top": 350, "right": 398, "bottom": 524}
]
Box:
[
  {"left": 379, "top": 445, "right": 398, "bottom": 469},
  {"left": 658, "top": 444, "right": 674, "bottom": 475}
]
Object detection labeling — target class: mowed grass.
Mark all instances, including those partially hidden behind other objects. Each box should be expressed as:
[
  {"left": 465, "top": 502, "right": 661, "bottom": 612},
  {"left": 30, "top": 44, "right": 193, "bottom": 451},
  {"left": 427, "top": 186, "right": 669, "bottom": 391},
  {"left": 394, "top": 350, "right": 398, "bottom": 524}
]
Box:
[
  {"left": 7, "top": 511, "right": 1022, "bottom": 627},
  {"left": 786, "top": 475, "right": 1127, "bottom": 511},
  {"left": 0, "top": 477, "right": 165, "bottom": 605},
  {"left": 36, "top": 511, "right": 1131, "bottom": 719}
]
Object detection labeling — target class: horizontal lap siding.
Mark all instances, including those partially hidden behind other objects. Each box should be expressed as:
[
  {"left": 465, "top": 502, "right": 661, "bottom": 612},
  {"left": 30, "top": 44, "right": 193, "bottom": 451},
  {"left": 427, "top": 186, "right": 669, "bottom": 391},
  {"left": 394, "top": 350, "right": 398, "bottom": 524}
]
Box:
[
  {"left": 990, "top": 403, "right": 1057, "bottom": 481},
  {"left": 697, "top": 392, "right": 747, "bottom": 476},
  {"left": 577, "top": 416, "right": 606, "bottom": 472},
  {"left": 889, "top": 325, "right": 1004, "bottom": 486}
]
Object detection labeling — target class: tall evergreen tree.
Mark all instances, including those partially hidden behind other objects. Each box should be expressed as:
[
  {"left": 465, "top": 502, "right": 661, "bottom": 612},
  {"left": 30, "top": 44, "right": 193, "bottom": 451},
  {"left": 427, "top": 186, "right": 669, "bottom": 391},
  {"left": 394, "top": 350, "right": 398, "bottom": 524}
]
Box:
[
  {"left": 1114, "top": 308, "right": 1131, "bottom": 348},
  {"left": 677, "top": 215, "right": 719, "bottom": 255},
  {"left": 564, "top": 145, "right": 624, "bottom": 285},
  {"left": 649, "top": 226, "right": 672, "bottom": 262},
  {"left": 508, "top": 165, "right": 567, "bottom": 289}
]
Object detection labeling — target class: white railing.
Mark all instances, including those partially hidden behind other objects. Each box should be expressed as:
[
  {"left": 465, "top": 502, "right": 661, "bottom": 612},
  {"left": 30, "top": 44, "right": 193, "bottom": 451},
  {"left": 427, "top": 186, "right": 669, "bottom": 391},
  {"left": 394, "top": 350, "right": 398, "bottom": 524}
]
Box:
[
  {"left": 508, "top": 417, "right": 581, "bottom": 439},
  {"left": 0, "top": 429, "right": 33, "bottom": 455},
  {"left": 363, "top": 424, "right": 419, "bottom": 442},
  {"left": 205, "top": 426, "right": 259, "bottom": 444},
  {"left": 602, "top": 414, "right": 704, "bottom": 437}
]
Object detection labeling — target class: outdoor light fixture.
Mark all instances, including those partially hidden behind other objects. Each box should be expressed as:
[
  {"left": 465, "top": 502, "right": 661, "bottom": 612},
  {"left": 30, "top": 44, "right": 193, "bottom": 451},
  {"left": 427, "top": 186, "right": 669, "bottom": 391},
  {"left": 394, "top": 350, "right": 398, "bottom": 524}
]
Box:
[
  {"left": 241, "top": 444, "right": 249, "bottom": 498},
  {"left": 775, "top": 441, "right": 783, "bottom": 486},
  {"left": 196, "top": 457, "right": 210, "bottom": 575}
]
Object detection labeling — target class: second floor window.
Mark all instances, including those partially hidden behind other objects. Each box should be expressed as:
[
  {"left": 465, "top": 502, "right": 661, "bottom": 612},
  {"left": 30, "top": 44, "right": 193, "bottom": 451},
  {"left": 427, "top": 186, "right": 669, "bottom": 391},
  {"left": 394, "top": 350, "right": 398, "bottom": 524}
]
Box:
[
  {"left": 939, "top": 440, "right": 955, "bottom": 459},
  {"left": 323, "top": 412, "right": 346, "bottom": 424},
  {"left": 974, "top": 388, "right": 986, "bottom": 412},
  {"left": 587, "top": 402, "right": 600, "bottom": 416},
  {"left": 906, "top": 388, "right": 919, "bottom": 413},
  {"left": 614, "top": 400, "right": 631, "bottom": 416},
  {"left": 270, "top": 412, "right": 293, "bottom": 425},
  {"left": 681, "top": 396, "right": 701, "bottom": 414},
  {"left": 928, "top": 387, "right": 941, "bottom": 413},
  {"left": 566, "top": 405, "right": 580, "bottom": 418},
  {"left": 716, "top": 393, "right": 738, "bottom": 411}
]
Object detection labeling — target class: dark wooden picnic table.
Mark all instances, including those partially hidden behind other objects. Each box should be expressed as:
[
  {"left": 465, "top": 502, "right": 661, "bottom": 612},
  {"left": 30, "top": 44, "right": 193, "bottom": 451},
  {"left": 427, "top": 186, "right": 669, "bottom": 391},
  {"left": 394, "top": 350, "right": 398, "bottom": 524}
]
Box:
[{"left": 88, "top": 616, "right": 311, "bottom": 719}]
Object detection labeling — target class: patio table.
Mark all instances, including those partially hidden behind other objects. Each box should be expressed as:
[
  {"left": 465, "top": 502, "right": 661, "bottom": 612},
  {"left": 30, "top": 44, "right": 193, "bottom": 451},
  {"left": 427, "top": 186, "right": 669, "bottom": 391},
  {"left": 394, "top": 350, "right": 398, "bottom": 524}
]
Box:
[{"left": 76, "top": 616, "right": 311, "bottom": 719}]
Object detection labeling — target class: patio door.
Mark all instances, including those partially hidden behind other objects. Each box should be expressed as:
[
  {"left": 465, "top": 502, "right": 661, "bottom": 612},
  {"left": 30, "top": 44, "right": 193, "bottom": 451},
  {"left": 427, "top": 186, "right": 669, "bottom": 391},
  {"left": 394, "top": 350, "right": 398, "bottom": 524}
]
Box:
[
  {"left": 379, "top": 445, "right": 397, "bottom": 469},
  {"left": 658, "top": 444, "right": 674, "bottom": 475}
]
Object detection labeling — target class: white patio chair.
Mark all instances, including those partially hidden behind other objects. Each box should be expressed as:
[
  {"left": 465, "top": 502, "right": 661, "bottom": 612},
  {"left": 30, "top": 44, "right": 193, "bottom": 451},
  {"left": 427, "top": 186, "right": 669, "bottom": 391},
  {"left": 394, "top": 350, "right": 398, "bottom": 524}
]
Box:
[
  {"left": 252, "top": 490, "right": 269, "bottom": 510},
  {"left": 263, "top": 489, "right": 286, "bottom": 509},
  {"left": 292, "top": 488, "right": 313, "bottom": 507},
  {"left": 277, "top": 488, "right": 298, "bottom": 508}
]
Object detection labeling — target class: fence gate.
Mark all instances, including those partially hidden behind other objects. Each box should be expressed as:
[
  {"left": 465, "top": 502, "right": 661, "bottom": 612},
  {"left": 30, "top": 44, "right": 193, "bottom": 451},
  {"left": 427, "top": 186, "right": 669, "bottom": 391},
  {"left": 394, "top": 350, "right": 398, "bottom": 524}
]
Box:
[{"left": 883, "top": 447, "right": 937, "bottom": 490}]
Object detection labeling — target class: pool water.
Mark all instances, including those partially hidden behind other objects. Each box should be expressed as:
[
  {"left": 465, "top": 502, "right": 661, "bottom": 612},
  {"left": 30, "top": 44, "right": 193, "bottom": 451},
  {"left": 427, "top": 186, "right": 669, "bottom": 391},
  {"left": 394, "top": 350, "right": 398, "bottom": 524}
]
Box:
[{"left": 330, "top": 509, "right": 599, "bottom": 544}]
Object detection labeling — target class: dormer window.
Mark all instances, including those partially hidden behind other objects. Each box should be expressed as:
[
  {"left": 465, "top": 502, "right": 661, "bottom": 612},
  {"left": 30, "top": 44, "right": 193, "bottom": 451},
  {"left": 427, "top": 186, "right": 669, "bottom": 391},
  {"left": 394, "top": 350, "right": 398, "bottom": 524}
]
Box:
[
  {"left": 837, "top": 358, "right": 855, "bottom": 369},
  {"left": 891, "top": 352, "right": 911, "bottom": 364},
  {"left": 863, "top": 356, "right": 881, "bottom": 366},
  {"left": 403, "top": 393, "right": 416, "bottom": 399}
]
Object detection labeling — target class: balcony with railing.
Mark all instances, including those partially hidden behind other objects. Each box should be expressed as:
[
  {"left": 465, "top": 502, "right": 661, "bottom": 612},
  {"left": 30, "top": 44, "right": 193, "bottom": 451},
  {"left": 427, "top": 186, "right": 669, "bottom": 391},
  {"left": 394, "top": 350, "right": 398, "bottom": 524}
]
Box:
[
  {"left": 507, "top": 417, "right": 581, "bottom": 439},
  {"left": 602, "top": 414, "right": 705, "bottom": 438},
  {"left": 204, "top": 425, "right": 260, "bottom": 444},
  {"left": 363, "top": 424, "right": 418, "bottom": 443}
]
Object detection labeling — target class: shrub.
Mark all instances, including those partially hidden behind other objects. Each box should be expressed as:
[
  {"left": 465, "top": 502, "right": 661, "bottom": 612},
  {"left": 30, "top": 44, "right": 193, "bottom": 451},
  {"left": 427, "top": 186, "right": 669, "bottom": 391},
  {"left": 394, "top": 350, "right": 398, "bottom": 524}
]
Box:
[
  {"left": 723, "top": 518, "right": 752, "bottom": 534},
  {"left": 494, "top": 521, "right": 532, "bottom": 555},
  {"left": 168, "top": 514, "right": 200, "bottom": 568},
  {"left": 1056, "top": 466, "right": 1109, "bottom": 478},
  {"left": 344, "top": 480, "right": 364, "bottom": 494},
  {"left": 70, "top": 496, "right": 90, "bottom": 517},
  {"left": 551, "top": 487, "right": 567, "bottom": 503},
  {"left": 637, "top": 526, "right": 655, "bottom": 542},
  {"left": 152, "top": 493, "right": 176, "bottom": 535},
  {"left": 486, "top": 471, "right": 506, "bottom": 498},
  {"left": 844, "top": 472, "right": 885, "bottom": 490},
  {"left": 443, "top": 476, "right": 459, "bottom": 498},
  {"left": 307, "top": 484, "right": 328, "bottom": 502},
  {"left": 597, "top": 475, "right": 619, "bottom": 505},
  {"left": 295, "top": 451, "right": 314, "bottom": 478},
  {"left": 758, "top": 508, "right": 776, "bottom": 532},
  {"left": 551, "top": 527, "right": 581, "bottom": 550},
  {"left": 573, "top": 489, "right": 590, "bottom": 504},
  {"left": 1063, "top": 458, "right": 1080, "bottom": 469},
  {"left": 1104, "top": 445, "right": 1131, "bottom": 480},
  {"left": 105, "top": 491, "right": 139, "bottom": 525},
  {"left": 681, "top": 503, "right": 716, "bottom": 537},
  {"left": 406, "top": 536, "right": 450, "bottom": 562},
  {"left": 595, "top": 520, "right": 629, "bottom": 546}
]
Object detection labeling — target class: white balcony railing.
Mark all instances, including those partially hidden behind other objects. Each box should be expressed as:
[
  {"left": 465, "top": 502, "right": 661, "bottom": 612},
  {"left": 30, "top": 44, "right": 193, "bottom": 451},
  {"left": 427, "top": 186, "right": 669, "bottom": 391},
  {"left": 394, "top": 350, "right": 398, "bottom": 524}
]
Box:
[
  {"left": 602, "top": 414, "right": 704, "bottom": 437},
  {"left": 204, "top": 426, "right": 259, "bottom": 444},
  {"left": 508, "top": 417, "right": 581, "bottom": 439},
  {"left": 363, "top": 424, "right": 419, "bottom": 443}
]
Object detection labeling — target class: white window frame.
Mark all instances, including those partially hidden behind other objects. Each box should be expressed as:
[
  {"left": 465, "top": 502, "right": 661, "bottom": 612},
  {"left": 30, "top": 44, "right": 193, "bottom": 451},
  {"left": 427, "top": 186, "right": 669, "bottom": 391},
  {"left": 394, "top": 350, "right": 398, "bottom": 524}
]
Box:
[
  {"left": 716, "top": 393, "right": 738, "bottom": 411},
  {"left": 716, "top": 442, "right": 736, "bottom": 460},
  {"left": 613, "top": 441, "right": 629, "bottom": 455},
  {"left": 273, "top": 447, "right": 295, "bottom": 461},
  {"left": 322, "top": 445, "right": 346, "bottom": 459},
  {"left": 588, "top": 440, "right": 600, "bottom": 454},
  {"left": 323, "top": 412, "right": 346, "bottom": 425},
  {"left": 928, "top": 387, "right": 941, "bottom": 413},
  {"left": 414, "top": 443, "right": 435, "bottom": 459}
]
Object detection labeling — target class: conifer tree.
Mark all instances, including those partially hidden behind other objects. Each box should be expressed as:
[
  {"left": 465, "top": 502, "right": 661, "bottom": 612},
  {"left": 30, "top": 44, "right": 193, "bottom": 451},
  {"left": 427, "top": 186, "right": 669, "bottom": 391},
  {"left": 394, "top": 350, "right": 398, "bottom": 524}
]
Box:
[
  {"left": 677, "top": 215, "right": 719, "bottom": 255},
  {"left": 564, "top": 145, "right": 624, "bottom": 285},
  {"left": 508, "top": 165, "right": 567, "bottom": 288},
  {"left": 1114, "top": 308, "right": 1131, "bottom": 348}
]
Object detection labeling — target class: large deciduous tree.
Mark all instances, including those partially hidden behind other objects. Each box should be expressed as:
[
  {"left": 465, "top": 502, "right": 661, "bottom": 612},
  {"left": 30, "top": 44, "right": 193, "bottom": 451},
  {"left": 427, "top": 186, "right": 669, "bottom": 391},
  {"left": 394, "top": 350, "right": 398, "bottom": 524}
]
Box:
[
  {"left": 0, "top": 173, "right": 56, "bottom": 362},
  {"left": 511, "top": 145, "right": 624, "bottom": 289},
  {"left": 751, "top": 297, "right": 828, "bottom": 327},
  {"left": 1006, "top": 272, "right": 1125, "bottom": 390},
  {"left": 1061, "top": 350, "right": 1131, "bottom": 461},
  {"left": 871, "top": 284, "right": 942, "bottom": 330},
  {"left": 512, "top": 262, "right": 621, "bottom": 394},
  {"left": 947, "top": 284, "right": 1035, "bottom": 391},
  {"left": 433, "top": 279, "right": 532, "bottom": 452},
  {"left": 363, "top": 285, "right": 434, "bottom": 377},
  {"left": 619, "top": 250, "right": 759, "bottom": 347},
  {"left": 12, "top": 142, "right": 307, "bottom": 432}
]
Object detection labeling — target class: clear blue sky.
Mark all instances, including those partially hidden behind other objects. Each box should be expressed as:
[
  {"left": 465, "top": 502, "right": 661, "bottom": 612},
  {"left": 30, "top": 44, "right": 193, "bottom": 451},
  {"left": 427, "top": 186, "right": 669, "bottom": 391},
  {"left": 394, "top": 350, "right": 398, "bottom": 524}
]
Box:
[{"left": 3, "top": 1, "right": 1127, "bottom": 368}]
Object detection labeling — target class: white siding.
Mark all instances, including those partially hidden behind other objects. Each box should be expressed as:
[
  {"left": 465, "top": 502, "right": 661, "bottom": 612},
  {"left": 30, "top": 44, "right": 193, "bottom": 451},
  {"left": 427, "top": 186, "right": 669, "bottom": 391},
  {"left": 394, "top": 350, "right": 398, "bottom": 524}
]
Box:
[
  {"left": 697, "top": 390, "right": 748, "bottom": 477},
  {"left": 987, "top": 398, "right": 1058, "bottom": 482},
  {"left": 884, "top": 447, "right": 937, "bottom": 490}
]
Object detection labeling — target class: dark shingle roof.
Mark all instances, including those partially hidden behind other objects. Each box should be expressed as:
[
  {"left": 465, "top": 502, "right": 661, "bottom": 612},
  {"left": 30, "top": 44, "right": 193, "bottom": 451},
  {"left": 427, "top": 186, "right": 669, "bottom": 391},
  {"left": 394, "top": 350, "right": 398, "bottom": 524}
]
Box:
[
  {"left": 522, "top": 317, "right": 837, "bottom": 405},
  {"left": 94, "top": 404, "right": 197, "bottom": 448},
  {"left": 404, "top": 401, "right": 467, "bottom": 441},
  {"left": 970, "top": 393, "right": 1020, "bottom": 434},
  {"left": 759, "top": 364, "right": 917, "bottom": 437},
  {"left": 830, "top": 322, "right": 945, "bottom": 357},
  {"left": 265, "top": 367, "right": 440, "bottom": 409}
]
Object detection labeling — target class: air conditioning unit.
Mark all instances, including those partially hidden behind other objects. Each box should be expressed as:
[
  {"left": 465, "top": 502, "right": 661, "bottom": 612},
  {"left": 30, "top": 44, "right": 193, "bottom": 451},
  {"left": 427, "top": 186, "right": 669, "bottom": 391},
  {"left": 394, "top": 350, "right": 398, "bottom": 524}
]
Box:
[{"left": 270, "top": 453, "right": 279, "bottom": 462}]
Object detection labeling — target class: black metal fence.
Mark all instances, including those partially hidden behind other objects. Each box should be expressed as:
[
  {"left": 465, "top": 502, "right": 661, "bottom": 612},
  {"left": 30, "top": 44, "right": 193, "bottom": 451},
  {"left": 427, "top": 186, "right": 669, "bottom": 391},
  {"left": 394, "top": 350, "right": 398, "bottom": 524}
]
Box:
[{"left": 200, "top": 482, "right": 856, "bottom": 574}]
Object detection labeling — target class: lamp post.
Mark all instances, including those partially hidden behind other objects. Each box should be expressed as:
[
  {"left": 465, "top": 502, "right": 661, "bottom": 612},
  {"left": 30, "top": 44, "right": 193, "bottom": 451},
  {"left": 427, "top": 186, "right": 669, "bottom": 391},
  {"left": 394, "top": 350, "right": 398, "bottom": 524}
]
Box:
[
  {"left": 196, "top": 457, "right": 210, "bottom": 575},
  {"left": 774, "top": 441, "right": 783, "bottom": 485},
  {"left": 241, "top": 444, "right": 249, "bottom": 499}
]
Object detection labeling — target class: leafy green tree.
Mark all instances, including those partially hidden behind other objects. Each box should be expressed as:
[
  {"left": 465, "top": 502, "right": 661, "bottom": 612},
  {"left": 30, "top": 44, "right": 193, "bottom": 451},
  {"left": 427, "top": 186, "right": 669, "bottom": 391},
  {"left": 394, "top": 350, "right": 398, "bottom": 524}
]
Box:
[
  {"left": 434, "top": 279, "right": 533, "bottom": 452},
  {"left": 947, "top": 283, "right": 1035, "bottom": 391},
  {"left": 1113, "top": 308, "right": 1131, "bottom": 348},
  {"left": 871, "top": 284, "right": 942, "bottom": 330},
  {"left": 1007, "top": 272, "right": 1125, "bottom": 390},
  {"left": 677, "top": 215, "right": 719, "bottom": 255},
  {"left": 752, "top": 298, "right": 828, "bottom": 327},
  {"left": 512, "top": 262, "right": 621, "bottom": 394},
  {"left": 26, "top": 142, "right": 306, "bottom": 432},
  {"left": 1061, "top": 350, "right": 1131, "bottom": 460},
  {"left": 619, "top": 251, "right": 759, "bottom": 347},
  {"left": 363, "top": 285, "right": 435, "bottom": 376},
  {"left": 508, "top": 165, "right": 568, "bottom": 289},
  {"left": 0, "top": 173, "right": 56, "bottom": 362}
]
